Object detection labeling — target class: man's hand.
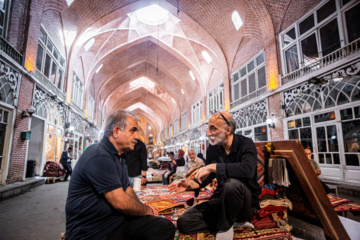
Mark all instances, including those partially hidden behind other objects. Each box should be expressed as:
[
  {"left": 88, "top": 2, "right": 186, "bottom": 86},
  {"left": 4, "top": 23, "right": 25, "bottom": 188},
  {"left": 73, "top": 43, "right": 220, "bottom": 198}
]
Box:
[
  {"left": 168, "top": 179, "right": 189, "bottom": 194},
  {"left": 148, "top": 206, "right": 159, "bottom": 217},
  {"left": 195, "top": 164, "right": 216, "bottom": 184},
  {"left": 141, "top": 176, "right": 147, "bottom": 185}
]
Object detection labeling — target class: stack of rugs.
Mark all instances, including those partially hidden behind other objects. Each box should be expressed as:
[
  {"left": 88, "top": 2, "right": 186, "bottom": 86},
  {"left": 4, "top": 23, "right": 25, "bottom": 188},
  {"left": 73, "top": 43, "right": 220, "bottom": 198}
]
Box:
[
  {"left": 251, "top": 185, "right": 293, "bottom": 232},
  {"left": 328, "top": 194, "right": 360, "bottom": 215},
  {"left": 43, "top": 161, "right": 65, "bottom": 177}
]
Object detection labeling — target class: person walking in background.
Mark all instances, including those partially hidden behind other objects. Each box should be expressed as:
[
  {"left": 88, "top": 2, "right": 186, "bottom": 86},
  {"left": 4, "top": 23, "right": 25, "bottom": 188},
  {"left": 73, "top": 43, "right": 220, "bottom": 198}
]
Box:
[
  {"left": 60, "top": 146, "right": 73, "bottom": 181},
  {"left": 126, "top": 139, "right": 148, "bottom": 186}
]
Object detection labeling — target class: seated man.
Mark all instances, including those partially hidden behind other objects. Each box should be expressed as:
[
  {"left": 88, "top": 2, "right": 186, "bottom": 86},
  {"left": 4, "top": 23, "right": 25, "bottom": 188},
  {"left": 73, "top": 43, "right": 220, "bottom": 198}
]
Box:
[
  {"left": 304, "top": 148, "right": 330, "bottom": 194},
  {"left": 170, "top": 149, "right": 205, "bottom": 183},
  {"left": 169, "top": 111, "right": 261, "bottom": 240},
  {"left": 65, "top": 110, "right": 175, "bottom": 240}
]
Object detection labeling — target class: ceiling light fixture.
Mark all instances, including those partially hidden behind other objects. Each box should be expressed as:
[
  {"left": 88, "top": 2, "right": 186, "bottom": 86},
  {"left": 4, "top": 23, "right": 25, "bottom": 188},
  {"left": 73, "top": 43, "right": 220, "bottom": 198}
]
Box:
[
  {"left": 332, "top": 74, "right": 344, "bottom": 81},
  {"left": 171, "top": 98, "right": 175, "bottom": 104},
  {"left": 202, "top": 51, "right": 212, "bottom": 64},
  {"left": 95, "top": 64, "right": 103, "bottom": 73},
  {"left": 189, "top": 70, "right": 195, "bottom": 80},
  {"left": 181, "top": 89, "right": 184, "bottom": 94}
]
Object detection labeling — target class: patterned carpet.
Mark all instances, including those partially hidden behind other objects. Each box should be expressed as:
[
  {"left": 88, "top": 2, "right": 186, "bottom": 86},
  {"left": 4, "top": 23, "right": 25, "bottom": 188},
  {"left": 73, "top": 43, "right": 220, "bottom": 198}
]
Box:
[
  {"left": 328, "top": 194, "right": 360, "bottom": 213},
  {"left": 137, "top": 185, "right": 294, "bottom": 240}
]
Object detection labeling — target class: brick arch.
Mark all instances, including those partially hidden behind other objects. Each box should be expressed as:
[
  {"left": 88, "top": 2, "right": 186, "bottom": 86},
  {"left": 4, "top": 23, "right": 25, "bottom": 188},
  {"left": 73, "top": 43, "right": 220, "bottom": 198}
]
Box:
[
  {"left": 96, "top": 60, "right": 189, "bottom": 113},
  {"left": 131, "top": 108, "right": 162, "bottom": 142},
  {"left": 106, "top": 88, "right": 172, "bottom": 125},
  {"left": 85, "top": 35, "right": 206, "bottom": 99}
]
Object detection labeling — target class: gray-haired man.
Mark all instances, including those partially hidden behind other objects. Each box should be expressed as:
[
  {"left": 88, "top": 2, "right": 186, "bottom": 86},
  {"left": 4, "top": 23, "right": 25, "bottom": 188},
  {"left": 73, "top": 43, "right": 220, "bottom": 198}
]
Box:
[
  {"left": 169, "top": 111, "right": 260, "bottom": 240},
  {"left": 65, "top": 110, "right": 175, "bottom": 240}
]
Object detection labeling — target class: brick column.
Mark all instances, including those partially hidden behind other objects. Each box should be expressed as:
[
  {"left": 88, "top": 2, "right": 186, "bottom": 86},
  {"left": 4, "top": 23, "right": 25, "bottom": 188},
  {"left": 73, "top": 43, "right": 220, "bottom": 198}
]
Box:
[{"left": 7, "top": 76, "right": 34, "bottom": 184}]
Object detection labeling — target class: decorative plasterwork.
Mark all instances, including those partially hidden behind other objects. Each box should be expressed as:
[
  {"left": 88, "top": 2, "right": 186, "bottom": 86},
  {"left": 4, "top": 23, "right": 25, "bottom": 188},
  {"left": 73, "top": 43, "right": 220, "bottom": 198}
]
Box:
[
  {"left": 33, "top": 86, "right": 65, "bottom": 126},
  {"left": 0, "top": 59, "right": 21, "bottom": 106},
  {"left": 70, "top": 110, "right": 85, "bottom": 133},
  {"left": 190, "top": 126, "right": 201, "bottom": 140},
  {"left": 231, "top": 99, "right": 267, "bottom": 128},
  {"left": 284, "top": 61, "right": 360, "bottom": 117},
  {"left": 323, "top": 61, "right": 360, "bottom": 81},
  {"left": 85, "top": 122, "right": 98, "bottom": 139}
]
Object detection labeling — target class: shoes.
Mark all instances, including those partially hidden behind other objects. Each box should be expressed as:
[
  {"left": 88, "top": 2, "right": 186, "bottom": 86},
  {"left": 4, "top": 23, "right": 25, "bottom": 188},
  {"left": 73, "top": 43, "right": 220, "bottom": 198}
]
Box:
[
  {"left": 233, "top": 221, "right": 254, "bottom": 230},
  {"left": 215, "top": 226, "right": 233, "bottom": 240},
  {"left": 63, "top": 179, "right": 68, "bottom": 181}
]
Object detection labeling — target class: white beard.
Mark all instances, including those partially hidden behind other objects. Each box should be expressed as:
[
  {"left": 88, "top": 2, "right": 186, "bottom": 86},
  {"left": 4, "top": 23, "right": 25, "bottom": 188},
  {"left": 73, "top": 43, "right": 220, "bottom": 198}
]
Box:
[{"left": 209, "top": 132, "right": 226, "bottom": 145}]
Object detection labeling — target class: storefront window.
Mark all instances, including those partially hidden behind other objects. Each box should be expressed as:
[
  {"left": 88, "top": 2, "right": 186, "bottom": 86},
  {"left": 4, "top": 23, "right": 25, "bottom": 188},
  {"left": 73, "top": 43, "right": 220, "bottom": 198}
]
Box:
[
  {"left": 288, "top": 117, "right": 313, "bottom": 150},
  {"left": 45, "top": 124, "right": 63, "bottom": 162},
  {"left": 341, "top": 106, "right": 360, "bottom": 166}
]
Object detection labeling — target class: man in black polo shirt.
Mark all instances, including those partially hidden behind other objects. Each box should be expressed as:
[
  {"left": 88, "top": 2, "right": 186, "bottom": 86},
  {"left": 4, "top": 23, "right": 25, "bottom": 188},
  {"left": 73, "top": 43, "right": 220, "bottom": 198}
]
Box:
[
  {"left": 65, "top": 110, "right": 175, "bottom": 240},
  {"left": 169, "top": 111, "right": 261, "bottom": 240},
  {"left": 126, "top": 139, "right": 148, "bottom": 187}
]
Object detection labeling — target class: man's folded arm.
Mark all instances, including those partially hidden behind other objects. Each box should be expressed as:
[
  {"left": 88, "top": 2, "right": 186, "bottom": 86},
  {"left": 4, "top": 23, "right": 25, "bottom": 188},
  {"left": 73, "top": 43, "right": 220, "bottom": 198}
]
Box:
[{"left": 104, "top": 187, "right": 152, "bottom": 216}]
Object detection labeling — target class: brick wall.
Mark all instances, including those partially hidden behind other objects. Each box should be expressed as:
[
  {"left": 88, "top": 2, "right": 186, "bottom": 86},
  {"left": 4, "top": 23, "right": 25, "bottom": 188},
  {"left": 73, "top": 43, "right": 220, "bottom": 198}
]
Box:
[
  {"left": 7, "top": 0, "right": 28, "bottom": 51},
  {"left": 41, "top": 9, "right": 66, "bottom": 58},
  {"left": 268, "top": 93, "right": 284, "bottom": 141},
  {"left": 6, "top": 75, "right": 34, "bottom": 184},
  {"left": 24, "top": 0, "right": 46, "bottom": 72}
]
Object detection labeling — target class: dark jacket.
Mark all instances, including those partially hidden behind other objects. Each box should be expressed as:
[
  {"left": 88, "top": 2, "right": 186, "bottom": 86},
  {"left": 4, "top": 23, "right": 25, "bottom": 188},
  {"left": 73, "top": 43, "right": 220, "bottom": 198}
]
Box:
[
  {"left": 199, "top": 134, "right": 261, "bottom": 207},
  {"left": 126, "top": 140, "right": 148, "bottom": 177},
  {"left": 60, "top": 150, "right": 71, "bottom": 165}
]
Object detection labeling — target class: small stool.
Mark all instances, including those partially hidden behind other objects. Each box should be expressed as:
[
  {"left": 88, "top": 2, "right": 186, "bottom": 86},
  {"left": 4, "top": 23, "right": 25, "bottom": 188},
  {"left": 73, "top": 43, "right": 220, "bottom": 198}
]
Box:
[
  {"left": 327, "top": 184, "right": 338, "bottom": 197},
  {"left": 46, "top": 178, "right": 56, "bottom": 184}
]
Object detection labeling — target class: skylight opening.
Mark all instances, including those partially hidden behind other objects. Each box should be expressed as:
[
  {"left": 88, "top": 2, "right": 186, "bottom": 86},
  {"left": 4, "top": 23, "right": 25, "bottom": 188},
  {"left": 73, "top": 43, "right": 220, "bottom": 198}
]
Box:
[
  {"left": 127, "top": 102, "right": 149, "bottom": 112},
  {"left": 129, "top": 77, "right": 156, "bottom": 93},
  {"left": 96, "top": 64, "right": 103, "bottom": 73},
  {"left": 135, "top": 4, "right": 169, "bottom": 26},
  {"left": 84, "top": 38, "right": 95, "bottom": 52},
  {"left": 202, "top": 51, "right": 212, "bottom": 64},
  {"left": 189, "top": 70, "right": 196, "bottom": 80},
  {"left": 66, "top": 0, "right": 74, "bottom": 7},
  {"left": 232, "top": 11, "right": 243, "bottom": 30}
]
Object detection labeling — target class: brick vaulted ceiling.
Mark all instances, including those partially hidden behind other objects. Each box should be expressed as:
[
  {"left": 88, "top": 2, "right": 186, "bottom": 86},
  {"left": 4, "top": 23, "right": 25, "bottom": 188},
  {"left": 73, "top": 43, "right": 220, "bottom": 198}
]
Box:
[{"left": 52, "top": 0, "right": 321, "bottom": 141}]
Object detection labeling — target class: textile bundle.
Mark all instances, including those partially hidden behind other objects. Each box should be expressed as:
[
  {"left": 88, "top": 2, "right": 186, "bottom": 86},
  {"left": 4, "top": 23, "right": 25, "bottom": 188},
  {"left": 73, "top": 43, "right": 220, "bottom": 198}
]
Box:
[
  {"left": 250, "top": 185, "right": 293, "bottom": 232},
  {"left": 268, "top": 158, "right": 290, "bottom": 187}
]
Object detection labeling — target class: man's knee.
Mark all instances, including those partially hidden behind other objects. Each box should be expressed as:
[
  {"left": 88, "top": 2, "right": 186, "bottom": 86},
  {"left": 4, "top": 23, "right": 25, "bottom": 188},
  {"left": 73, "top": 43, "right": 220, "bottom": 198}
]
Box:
[
  {"left": 222, "top": 178, "right": 245, "bottom": 194},
  {"left": 177, "top": 211, "right": 194, "bottom": 234},
  {"left": 157, "top": 217, "right": 176, "bottom": 237}
]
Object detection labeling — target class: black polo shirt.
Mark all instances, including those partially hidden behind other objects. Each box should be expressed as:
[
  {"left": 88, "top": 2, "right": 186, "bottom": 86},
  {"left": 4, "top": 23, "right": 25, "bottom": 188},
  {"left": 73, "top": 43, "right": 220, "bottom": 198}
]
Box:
[
  {"left": 65, "top": 137, "right": 130, "bottom": 240},
  {"left": 201, "top": 134, "right": 261, "bottom": 207}
]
